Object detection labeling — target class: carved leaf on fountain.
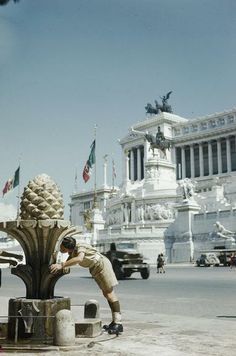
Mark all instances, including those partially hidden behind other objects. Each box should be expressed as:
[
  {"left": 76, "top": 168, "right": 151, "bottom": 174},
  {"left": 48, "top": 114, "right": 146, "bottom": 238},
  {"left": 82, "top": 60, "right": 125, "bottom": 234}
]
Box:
[
  {"left": 1, "top": 220, "right": 78, "bottom": 299},
  {"left": 0, "top": 174, "right": 82, "bottom": 299},
  {"left": 20, "top": 174, "right": 64, "bottom": 220}
]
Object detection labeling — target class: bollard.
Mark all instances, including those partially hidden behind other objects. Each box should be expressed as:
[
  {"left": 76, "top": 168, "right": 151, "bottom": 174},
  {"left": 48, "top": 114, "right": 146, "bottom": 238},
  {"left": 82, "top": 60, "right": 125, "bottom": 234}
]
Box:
[
  {"left": 54, "top": 309, "right": 75, "bottom": 346},
  {"left": 84, "top": 299, "right": 100, "bottom": 319}
]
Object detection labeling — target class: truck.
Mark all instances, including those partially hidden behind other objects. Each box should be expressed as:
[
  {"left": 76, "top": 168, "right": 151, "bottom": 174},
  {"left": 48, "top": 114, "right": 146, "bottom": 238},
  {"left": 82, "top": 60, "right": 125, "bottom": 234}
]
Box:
[{"left": 103, "top": 242, "right": 150, "bottom": 280}]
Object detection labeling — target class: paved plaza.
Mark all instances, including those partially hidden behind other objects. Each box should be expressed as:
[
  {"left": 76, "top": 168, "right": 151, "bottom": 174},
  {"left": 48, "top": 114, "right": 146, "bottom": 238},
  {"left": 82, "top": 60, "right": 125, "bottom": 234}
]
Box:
[{"left": 0, "top": 264, "right": 236, "bottom": 355}]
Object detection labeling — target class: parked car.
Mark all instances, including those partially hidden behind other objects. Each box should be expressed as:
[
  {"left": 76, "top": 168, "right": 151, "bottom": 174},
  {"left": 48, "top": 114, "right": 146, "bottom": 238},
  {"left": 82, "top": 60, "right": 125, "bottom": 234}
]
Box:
[
  {"left": 103, "top": 242, "right": 150, "bottom": 280},
  {"left": 196, "top": 253, "right": 220, "bottom": 267},
  {"left": 218, "top": 252, "right": 231, "bottom": 266}
]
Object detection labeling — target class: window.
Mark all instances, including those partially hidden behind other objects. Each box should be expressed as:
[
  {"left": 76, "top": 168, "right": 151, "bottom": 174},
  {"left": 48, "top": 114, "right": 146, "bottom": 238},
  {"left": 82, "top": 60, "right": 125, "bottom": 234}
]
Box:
[{"left": 84, "top": 201, "right": 90, "bottom": 210}]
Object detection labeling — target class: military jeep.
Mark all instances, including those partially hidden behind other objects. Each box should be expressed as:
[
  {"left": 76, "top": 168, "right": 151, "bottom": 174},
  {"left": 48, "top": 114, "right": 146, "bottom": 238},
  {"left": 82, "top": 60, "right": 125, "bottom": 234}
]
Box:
[{"left": 104, "top": 242, "right": 150, "bottom": 280}]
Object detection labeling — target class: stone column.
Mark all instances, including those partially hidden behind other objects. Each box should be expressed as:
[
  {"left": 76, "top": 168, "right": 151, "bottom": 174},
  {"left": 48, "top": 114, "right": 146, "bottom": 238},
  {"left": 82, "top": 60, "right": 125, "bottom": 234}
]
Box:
[
  {"left": 190, "top": 144, "right": 195, "bottom": 178},
  {"left": 144, "top": 140, "right": 149, "bottom": 162},
  {"left": 123, "top": 150, "right": 130, "bottom": 183},
  {"left": 217, "top": 139, "right": 222, "bottom": 174},
  {"left": 172, "top": 146, "right": 176, "bottom": 165},
  {"left": 130, "top": 149, "right": 134, "bottom": 182},
  {"left": 208, "top": 141, "right": 213, "bottom": 176},
  {"left": 137, "top": 147, "right": 141, "bottom": 181},
  {"left": 199, "top": 143, "right": 204, "bottom": 177},
  {"left": 226, "top": 136, "right": 232, "bottom": 173},
  {"left": 131, "top": 200, "right": 135, "bottom": 223},
  {"left": 181, "top": 146, "right": 186, "bottom": 179},
  {"left": 171, "top": 201, "right": 200, "bottom": 263}
]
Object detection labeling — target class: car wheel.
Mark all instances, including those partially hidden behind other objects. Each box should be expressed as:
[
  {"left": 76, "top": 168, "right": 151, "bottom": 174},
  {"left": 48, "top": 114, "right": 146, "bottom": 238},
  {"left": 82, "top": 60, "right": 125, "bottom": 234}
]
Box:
[
  {"left": 113, "top": 261, "right": 124, "bottom": 280},
  {"left": 124, "top": 271, "right": 132, "bottom": 278},
  {"left": 141, "top": 268, "right": 150, "bottom": 279}
]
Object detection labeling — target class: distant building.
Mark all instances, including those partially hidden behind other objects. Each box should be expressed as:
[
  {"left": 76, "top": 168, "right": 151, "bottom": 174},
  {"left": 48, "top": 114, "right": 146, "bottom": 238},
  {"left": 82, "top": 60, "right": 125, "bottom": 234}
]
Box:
[{"left": 70, "top": 108, "right": 236, "bottom": 263}]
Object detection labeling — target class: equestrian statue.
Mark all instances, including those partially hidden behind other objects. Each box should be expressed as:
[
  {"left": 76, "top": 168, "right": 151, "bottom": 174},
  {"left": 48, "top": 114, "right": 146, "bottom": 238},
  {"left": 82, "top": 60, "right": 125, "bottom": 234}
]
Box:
[{"left": 131, "top": 126, "right": 171, "bottom": 158}]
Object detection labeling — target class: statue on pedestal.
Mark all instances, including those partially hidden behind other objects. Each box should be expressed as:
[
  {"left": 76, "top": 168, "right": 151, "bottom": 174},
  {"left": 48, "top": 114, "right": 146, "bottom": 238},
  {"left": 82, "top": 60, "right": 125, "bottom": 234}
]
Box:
[
  {"left": 212, "top": 221, "right": 235, "bottom": 241},
  {"left": 131, "top": 126, "right": 171, "bottom": 158},
  {"left": 145, "top": 91, "right": 173, "bottom": 114},
  {"left": 178, "top": 178, "right": 195, "bottom": 201}
]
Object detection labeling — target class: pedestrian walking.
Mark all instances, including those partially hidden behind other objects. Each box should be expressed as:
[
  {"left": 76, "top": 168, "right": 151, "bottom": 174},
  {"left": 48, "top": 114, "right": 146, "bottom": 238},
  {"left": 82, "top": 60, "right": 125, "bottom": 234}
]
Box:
[
  {"left": 157, "top": 253, "right": 165, "bottom": 274},
  {"left": 50, "top": 236, "right": 123, "bottom": 334},
  {"left": 230, "top": 253, "right": 236, "bottom": 270}
]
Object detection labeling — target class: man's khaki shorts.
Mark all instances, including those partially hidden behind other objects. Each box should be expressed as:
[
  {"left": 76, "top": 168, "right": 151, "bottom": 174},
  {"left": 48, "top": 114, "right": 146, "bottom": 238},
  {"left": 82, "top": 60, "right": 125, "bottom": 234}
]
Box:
[{"left": 90, "top": 255, "right": 118, "bottom": 291}]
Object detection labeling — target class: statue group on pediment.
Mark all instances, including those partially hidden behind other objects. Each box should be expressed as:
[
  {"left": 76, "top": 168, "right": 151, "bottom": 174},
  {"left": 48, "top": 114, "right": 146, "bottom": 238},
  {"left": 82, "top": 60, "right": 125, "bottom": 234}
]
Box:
[
  {"left": 136, "top": 203, "right": 174, "bottom": 222},
  {"left": 210, "top": 221, "right": 235, "bottom": 241},
  {"left": 178, "top": 178, "right": 195, "bottom": 201},
  {"left": 145, "top": 91, "right": 173, "bottom": 114},
  {"left": 106, "top": 202, "right": 173, "bottom": 226},
  {"left": 106, "top": 208, "right": 122, "bottom": 226}
]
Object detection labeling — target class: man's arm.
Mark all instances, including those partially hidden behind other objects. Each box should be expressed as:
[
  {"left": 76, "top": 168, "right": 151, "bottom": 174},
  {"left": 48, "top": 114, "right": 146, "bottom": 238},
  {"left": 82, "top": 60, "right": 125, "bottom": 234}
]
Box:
[{"left": 50, "top": 252, "right": 85, "bottom": 274}]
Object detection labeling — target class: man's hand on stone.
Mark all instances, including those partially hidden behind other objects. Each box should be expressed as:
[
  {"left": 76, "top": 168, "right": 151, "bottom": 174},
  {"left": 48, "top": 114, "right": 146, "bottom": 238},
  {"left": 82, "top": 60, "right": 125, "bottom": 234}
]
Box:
[{"left": 50, "top": 263, "right": 62, "bottom": 274}]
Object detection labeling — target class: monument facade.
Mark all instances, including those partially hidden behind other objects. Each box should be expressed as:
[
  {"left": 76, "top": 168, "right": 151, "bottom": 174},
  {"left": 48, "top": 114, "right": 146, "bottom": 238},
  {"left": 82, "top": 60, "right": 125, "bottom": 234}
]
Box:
[{"left": 70, "top": 106, "right": 236, "bottom": 263}]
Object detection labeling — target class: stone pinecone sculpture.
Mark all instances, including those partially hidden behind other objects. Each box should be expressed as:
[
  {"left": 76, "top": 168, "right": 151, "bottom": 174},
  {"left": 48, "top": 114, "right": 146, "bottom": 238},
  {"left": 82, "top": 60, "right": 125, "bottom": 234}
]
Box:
[{"left": 20, "top": 174, "right": 64, "bottom": 220}]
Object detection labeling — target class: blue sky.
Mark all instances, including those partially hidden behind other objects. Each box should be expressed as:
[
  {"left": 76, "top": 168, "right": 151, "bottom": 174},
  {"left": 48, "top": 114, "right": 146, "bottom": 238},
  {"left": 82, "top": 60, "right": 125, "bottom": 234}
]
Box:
[{"left": 0, "top": 0, "right": 235, "bottom": 219}]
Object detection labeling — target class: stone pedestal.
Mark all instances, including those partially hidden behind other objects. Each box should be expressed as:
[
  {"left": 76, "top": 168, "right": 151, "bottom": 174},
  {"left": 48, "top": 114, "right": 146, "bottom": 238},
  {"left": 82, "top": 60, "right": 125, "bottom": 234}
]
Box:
[
  {"left": 143, "top": 158, "right": 177, "bottom": 194},
  {"left": 8, "top": 297, "right": 70, "bottom": 342},
  {"left": 172, "top": 200, "right": 200, "bottom": 263},
  {"left": 91, "top": 207, "right": 105, "bottom": 245},
  {"left": 75, "top": 300, "right": 102, "bottom": 338},
  {"left": 172, "top": 240, "right": 194, "bottom": 263}
]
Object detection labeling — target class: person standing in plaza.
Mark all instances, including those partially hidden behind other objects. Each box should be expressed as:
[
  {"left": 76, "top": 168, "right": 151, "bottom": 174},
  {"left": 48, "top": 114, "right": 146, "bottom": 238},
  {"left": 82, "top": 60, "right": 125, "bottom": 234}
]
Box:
[
  {"left": 230, "top": 252, "right": 236, "bottom": 270},
  {"left": 157, "top": 253, "right": 165, "bottom": 274},
  {"left": 50, "top": 236, "right": 123, "bottom": 334}
]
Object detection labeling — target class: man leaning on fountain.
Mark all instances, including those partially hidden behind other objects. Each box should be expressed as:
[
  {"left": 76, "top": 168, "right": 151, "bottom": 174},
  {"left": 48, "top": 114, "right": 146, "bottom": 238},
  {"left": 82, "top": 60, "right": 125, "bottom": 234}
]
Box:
[{"left": 50, "top": 236, "right": 123, "bottom": 335}]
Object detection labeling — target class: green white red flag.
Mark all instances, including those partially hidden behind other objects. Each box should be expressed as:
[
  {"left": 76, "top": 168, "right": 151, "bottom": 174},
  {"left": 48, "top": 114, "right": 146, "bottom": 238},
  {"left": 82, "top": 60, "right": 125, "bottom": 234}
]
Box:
[
  {"left": 83, "top": 140, "right": 96, "bottom": 183},
  {"left": 2, "top": 166, "right": 20, "bottom": 196}
]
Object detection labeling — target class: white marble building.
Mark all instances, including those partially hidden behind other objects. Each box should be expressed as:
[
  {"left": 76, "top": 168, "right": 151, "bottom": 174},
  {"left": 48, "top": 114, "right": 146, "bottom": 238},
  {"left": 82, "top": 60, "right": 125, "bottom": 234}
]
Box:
[{"left": 70, "top": 108, "right": 236, "bottom": 264}]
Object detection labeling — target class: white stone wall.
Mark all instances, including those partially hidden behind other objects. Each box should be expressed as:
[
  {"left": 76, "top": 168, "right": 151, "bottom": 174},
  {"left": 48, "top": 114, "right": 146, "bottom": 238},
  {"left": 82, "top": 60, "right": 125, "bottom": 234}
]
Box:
[{"left": 70, "top": 108, "right": 236, "bottom": 264}]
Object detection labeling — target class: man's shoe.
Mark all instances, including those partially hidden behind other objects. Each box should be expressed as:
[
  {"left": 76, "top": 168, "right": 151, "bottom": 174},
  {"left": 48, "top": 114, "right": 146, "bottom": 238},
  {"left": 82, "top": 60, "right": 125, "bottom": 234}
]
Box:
[
  {"left": 102, "top": 321, "right": 114, "bottom": 331},
  {"left": 108, "top": 323, "right": 123, "bottom": 335}
]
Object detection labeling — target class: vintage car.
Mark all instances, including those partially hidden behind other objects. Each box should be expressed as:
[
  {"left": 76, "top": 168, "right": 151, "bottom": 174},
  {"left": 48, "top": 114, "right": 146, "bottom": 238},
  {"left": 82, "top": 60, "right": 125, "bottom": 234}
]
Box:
[
  {"left": 103, "top": 242, "right": 150, "bottom": 280},
  {"left": 196, "top": 253, "right": 220, "bottom": 267}
]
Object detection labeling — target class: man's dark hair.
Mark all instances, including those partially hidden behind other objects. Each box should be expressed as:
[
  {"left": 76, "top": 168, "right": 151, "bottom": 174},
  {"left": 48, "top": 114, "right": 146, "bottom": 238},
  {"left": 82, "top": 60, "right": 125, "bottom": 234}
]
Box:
[{"left": 61, "top": 236, "right": 76, "bottom": 250}]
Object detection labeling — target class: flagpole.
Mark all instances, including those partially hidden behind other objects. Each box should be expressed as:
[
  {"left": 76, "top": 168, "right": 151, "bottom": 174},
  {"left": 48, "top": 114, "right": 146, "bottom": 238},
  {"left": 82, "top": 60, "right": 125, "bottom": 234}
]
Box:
[
  {"left": 93, "top": 124, "right": 97, "bottom": 208},
  {"left": 74, "top": 168, "right": 78, "bottom": 194},
  {"left": 17, "top": 157, "right": 21, "bottom": 219},
  {"left": 112, "top": 157, "right": 116, "bottom": 191},
  {"left": 112, "top": 159, "right": 115, "bottom": 191}
]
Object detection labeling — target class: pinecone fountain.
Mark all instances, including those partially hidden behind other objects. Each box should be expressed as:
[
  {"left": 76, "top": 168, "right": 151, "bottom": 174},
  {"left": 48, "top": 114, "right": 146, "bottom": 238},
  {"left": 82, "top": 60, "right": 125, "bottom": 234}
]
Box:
[{"left": 0, "top": 174, "right": 81, "bottom": 342}]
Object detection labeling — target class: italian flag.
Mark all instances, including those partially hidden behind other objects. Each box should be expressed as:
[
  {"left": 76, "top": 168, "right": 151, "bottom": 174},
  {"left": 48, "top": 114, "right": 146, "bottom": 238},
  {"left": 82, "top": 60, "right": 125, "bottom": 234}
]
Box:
[
  {"left": 2, "top": 166, "right": 20, "bottom": 196},
  {"left": 82, "top": 140, "right": 96, "bottom": 183}
]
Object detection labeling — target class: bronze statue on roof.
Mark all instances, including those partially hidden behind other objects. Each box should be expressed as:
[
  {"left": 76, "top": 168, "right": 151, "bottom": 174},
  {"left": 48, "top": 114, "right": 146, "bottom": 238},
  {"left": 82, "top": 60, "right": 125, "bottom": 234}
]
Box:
[{"left": 145, "top": 91, "right": 173, "bottom": 114}]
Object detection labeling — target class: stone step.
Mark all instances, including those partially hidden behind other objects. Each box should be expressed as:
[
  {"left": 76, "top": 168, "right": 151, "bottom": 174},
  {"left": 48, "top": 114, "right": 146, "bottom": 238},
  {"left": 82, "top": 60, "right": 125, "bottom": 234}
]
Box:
[{"left": 75, "top": 318, "right": 102, "bottom": 338}]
